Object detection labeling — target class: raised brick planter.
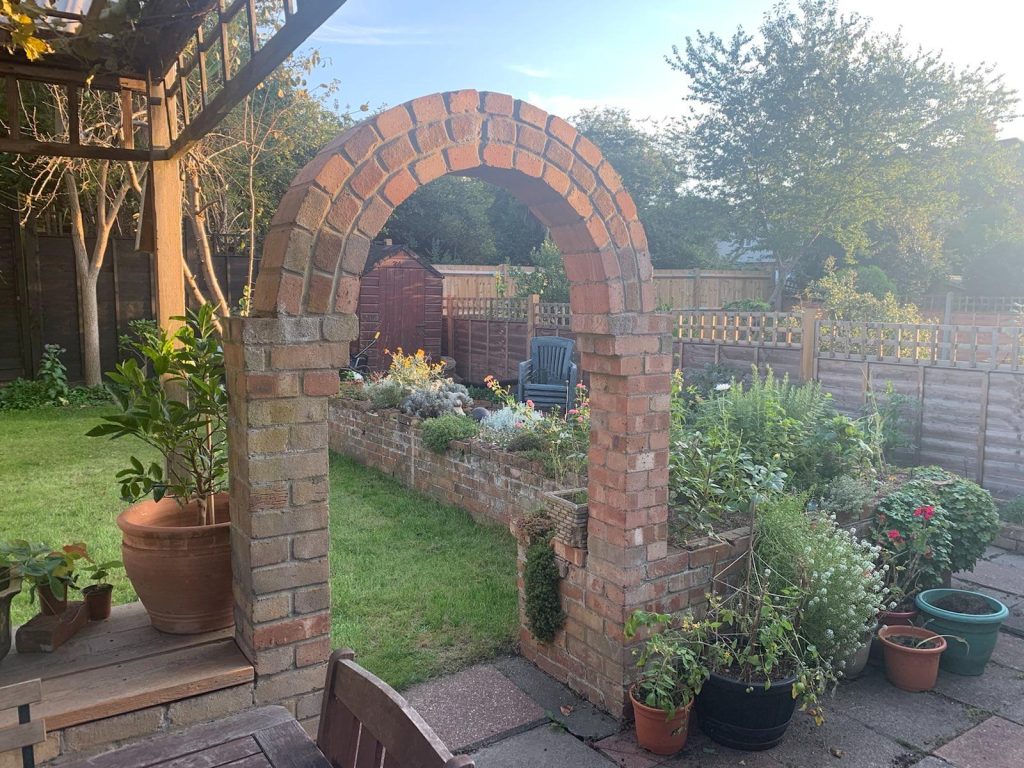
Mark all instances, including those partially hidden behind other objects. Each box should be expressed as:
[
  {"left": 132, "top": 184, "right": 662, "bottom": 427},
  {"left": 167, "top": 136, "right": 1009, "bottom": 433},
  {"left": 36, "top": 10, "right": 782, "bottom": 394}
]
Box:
[
  {"left": 328, "top": 397, "right": 582, "bottom": 528},
  {"left": 997, "top": 522, "right": 1024, "bottom": 553}
]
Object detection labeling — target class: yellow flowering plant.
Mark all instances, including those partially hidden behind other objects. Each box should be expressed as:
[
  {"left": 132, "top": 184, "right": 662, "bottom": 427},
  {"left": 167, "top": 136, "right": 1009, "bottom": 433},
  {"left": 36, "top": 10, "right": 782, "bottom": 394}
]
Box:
[{"left": 384, "top": 347, "right": 446, "bottom": 389}]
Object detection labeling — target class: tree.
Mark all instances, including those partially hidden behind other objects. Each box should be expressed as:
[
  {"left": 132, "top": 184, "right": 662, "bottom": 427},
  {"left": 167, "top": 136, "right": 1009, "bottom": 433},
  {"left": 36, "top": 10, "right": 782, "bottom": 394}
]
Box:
[
  {"left": 570, "top": 107, "right": 722, "bottom": 268},
  {"left": 12, "top": 85, "right": 143, "bottom": 386},
  {"left": 670, "top": 0, "right": 1017, "bottom": 305}
]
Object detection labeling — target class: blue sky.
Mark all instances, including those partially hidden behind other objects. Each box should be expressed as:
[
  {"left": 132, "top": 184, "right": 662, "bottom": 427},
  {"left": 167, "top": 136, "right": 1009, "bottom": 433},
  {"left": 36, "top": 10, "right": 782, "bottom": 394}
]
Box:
[{"left": 304, "top": 0, "right": 1023, "bottom": 138}]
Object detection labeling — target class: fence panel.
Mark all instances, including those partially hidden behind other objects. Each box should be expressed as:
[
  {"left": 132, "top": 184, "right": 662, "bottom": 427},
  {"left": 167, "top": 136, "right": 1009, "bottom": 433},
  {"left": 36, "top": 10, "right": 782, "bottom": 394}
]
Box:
[{"left": 670, "top": 311, "right": 806, "bottom": 380}]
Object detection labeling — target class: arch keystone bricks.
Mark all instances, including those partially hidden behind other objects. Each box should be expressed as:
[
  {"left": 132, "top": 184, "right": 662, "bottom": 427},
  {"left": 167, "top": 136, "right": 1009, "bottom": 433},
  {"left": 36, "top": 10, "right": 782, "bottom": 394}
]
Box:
[{"left": 226, "top": 92, "right": 674, "bottom": 724}]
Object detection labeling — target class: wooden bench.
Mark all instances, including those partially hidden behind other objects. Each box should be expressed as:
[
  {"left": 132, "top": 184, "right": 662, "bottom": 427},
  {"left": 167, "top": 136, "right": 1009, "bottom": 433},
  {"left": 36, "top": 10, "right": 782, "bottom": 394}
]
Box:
[
  {"left": 318, "top": 649, "right": 474, "bottom": 768},
  {"left": 0, "top": 679, "right": 46, "bottom": 768},
  {"left": 57, "top": 650, "right": 473, "bottom": 768}
]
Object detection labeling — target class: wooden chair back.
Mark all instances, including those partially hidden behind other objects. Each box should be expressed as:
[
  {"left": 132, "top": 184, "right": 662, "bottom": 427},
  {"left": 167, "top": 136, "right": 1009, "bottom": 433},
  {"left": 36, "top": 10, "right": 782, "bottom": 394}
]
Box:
[
  {"left": 0, "top": 679, "right": 46, "bottom": 768},
  {"left": 317, "top": 650, "right": 473, "bottom": 768}
]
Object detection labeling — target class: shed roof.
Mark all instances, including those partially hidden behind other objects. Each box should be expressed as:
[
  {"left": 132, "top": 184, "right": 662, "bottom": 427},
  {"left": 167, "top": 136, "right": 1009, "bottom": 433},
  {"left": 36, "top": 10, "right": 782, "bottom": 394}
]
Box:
[{"left": 365, "top": 243, "right": 444, "bottom": 278}]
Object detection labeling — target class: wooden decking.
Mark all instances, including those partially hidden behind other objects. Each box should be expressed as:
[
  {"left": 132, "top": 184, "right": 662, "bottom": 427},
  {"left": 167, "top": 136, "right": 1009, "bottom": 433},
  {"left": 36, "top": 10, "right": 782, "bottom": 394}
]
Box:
[{"left": 0, "top": 603, "right": 253, "bottom": 731}]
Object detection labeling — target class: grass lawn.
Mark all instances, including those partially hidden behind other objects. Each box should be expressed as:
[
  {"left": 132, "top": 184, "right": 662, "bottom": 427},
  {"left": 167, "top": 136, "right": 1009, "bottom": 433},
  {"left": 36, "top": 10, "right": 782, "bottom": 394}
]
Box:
[
  {"left": 1, "top": 407, "right": 518, "bottom": 690},
  {"left": 1, "top": 406, "right": 153, "bottom": 626}
]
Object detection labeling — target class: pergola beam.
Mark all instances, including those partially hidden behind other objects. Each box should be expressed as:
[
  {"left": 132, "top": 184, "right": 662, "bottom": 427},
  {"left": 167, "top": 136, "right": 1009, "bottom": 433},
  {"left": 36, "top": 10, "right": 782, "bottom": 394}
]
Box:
[{"left": 165, "top": 0, "right": 347, "bottom": 158}]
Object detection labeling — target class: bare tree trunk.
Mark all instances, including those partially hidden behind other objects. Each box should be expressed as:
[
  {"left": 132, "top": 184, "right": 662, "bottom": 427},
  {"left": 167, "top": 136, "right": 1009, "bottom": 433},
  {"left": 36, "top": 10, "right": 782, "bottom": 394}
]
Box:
[{"left": 77, "top": 266, "right": 102, "bottom": 386}]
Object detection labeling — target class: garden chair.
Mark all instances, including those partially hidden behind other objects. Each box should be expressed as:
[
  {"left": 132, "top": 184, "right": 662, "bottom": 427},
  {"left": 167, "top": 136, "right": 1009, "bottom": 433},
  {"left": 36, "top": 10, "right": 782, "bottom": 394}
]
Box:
[
  {"left": 516, "top": 336, "right": 578, "bottom": 412},
  {"left": 318, "top": 649, "right": 473, "bottom": 768},
  {"left": 0, "top": 679, "right": 45, "bottom": 768}
]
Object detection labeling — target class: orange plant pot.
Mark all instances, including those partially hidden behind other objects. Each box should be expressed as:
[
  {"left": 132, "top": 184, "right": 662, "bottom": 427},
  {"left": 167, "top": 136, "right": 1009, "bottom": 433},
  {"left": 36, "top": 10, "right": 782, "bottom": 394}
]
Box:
[
  {"left": 878, "top": 625, "right": 947, "bottom": 692},
  {"left": 630, "top": 687, "right": 693, "bottom": 756},
  {"left": 118, "top": 493, "right": 233, "bottom": 635}
]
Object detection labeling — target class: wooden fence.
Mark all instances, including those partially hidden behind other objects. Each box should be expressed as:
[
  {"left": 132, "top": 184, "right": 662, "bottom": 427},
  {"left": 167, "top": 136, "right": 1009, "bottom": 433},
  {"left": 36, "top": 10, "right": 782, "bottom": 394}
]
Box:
[
  {"left": 0, "top": 220, "right": 255, "bottom": 383},
  {"left": 434, "top": 264, "right": 775, "bottom": 308}
]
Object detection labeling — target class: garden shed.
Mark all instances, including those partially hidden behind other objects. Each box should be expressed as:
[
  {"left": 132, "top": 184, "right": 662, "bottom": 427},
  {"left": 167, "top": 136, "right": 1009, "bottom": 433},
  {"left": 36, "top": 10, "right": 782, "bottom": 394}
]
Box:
[{"left": 355, "top": 241, "right": 444, "bottom": 371}]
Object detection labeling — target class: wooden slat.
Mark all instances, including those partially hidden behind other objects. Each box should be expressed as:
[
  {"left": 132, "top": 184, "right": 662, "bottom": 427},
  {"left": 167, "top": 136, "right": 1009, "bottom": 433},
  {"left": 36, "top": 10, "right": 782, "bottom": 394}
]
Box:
[
  {"left": 254, "top": 721, "right": 332, "bottom": 768},
  {"left": 59, "top": 708, "right": 293, "bottom": 768},
  {"left": 0, "top": 638, "right": 252, "bottom": 731},
  {"left": 0, "top": 678, "right": 42, "bottom": 708},
  {"left": 0, "top": 719, "right": 45, "bottom": 753}
]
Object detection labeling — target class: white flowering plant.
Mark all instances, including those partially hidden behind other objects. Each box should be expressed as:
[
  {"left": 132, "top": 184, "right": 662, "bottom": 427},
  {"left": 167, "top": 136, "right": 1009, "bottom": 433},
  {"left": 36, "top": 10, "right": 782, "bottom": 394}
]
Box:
[{"left": 756, "top": 495, "right": 887, "bottom": 679}]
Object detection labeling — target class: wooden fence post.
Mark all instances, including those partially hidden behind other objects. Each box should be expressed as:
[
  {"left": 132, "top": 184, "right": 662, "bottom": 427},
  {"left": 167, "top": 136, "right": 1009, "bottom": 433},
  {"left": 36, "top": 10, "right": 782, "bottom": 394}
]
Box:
[
  {"left": 445, "top": 295, "right": 455, "bottom": 358},
  {"left": 800, "top": 309, "right": 817, "bottom": 382},
  {"left": 526, "top": 294, "right": 539, "bottom": 341}
]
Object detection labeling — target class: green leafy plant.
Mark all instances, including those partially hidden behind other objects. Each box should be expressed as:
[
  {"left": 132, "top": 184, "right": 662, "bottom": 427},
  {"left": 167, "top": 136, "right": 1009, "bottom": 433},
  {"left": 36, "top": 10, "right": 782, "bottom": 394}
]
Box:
[
  {"left": 904, "top": 467, "right": 1000, "bottom": 574},
  {"left": 87, "top": 305, "right": 227, "bottom": 525},
  {"left": 818, "top": 475, "right": 877, "bottom": 524},
  {"left": 756, "top": 495, "right": 887, "bottom": 675},
  {"left": 722, "top": 299, "right": 772, "bottom": 312},
  {"left": 81, "top": 559, "right": 123, "bottom": 589},
  {"left": 524, "top": 541, "right": 564, "bottom": 643},
  {"left": 861, "top": 383, "right": 920, "bottom": 465},
  {"left": 625, "top": 611, "right": 711, "bottom": 717},
  {"left": 37, "top": 344, "right": 70, "bottom": 403},
  {"left": 420, "top": 414, "right": 479, "bottom": 453},
  {"left": 0, "top": 540, "right": 89, "bottom": 603},
  {"left": 1000, "top": 496, "right": 1024, "bottom": 525},
  {"left": 873, "top": 500, "right": 951, "bottom": 604},
  {"left": 366, "top": 378, "right": 405, "bottom": 410},
  {"left": 0, "top": 344, "right": 105, "bottom": 411}
]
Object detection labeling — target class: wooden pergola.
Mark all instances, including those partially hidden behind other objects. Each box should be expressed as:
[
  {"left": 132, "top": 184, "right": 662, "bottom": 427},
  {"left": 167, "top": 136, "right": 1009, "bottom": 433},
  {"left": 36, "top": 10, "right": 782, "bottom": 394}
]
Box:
[{"left": 0, "top": 0, "right": 347, "bottom": 326}]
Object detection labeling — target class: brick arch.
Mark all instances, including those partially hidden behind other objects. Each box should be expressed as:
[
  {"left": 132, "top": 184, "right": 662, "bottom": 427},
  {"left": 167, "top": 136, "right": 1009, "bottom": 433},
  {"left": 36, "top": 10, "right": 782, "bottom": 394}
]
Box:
[
  {"left": 251, "top": 90, "right": 656, "bottom": 324},
  {"left": 226, "top": 91, "right": 674, "bottom": 723}
]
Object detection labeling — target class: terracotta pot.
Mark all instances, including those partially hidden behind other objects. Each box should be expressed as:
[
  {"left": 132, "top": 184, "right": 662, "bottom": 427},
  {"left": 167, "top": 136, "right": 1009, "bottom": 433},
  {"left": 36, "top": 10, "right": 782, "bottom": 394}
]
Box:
[
  {"left": 630, "top": 687, "right": 693, "bottom": 756},
  {"left": 118, "top": 493, "right": 233, "bottom": 634},
  {"left": 83, "top": 584, "right": 113, "bottom": 621},
  {"left": 878, "top": 625, "right": 946, "bottom": 692},
  {"left": 37, "top": 582, "right": 68, "bottom": 616},
  {"left": 879, "top": 607, "right": 918, "bottom": 627}
]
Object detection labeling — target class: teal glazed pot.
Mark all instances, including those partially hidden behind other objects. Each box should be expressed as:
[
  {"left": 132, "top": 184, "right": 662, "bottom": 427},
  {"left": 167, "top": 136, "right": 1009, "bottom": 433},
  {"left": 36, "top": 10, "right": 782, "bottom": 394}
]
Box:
[{"left": 916, "top": 588, "right": 1008, "bottom": 676}]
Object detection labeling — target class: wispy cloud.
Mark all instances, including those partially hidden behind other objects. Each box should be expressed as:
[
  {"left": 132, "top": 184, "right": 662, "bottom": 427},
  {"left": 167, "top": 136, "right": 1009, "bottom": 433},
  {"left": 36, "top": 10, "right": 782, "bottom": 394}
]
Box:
[
  {"left": 312, "top": 24, "right": 440, "bottom": 46},
  {"left": 506, "top": 64, "right": 556, "bottom": 79}
]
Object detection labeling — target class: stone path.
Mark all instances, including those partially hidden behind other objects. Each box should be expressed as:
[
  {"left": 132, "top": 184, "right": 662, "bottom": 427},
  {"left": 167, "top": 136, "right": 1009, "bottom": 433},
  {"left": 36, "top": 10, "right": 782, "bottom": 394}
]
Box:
[{"left": 403, "top": 546, "right": 1024, "bottom": 768}]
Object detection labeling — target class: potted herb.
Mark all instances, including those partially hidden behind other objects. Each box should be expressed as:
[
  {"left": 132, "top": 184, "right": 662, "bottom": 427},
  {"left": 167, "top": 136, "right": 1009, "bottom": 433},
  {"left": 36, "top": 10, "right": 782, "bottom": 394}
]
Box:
[
  {"left": 915, "top": 588, "right": 1008, "bottom": 676},
  {"left": 0, "top": 541, "right": 88, "bottom": 616},
  {"left": 88, "top": 305, "right": 231, "bottom": 634},
  {"left": 873, "top": 504, "right": 950, "bottom": 626},
  {"left": 625, "top": 610, "right": 710, "bottom": 755},
  {"left": 877, "top": 625, "right": 947, "bottom": 692},
  {"left": 80, "top": 559, "right": 123, "bottom": 621}
]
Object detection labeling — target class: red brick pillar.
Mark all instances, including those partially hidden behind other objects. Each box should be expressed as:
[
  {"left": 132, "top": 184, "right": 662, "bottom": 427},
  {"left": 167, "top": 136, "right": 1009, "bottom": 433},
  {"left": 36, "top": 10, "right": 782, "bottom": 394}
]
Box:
[
  {"left": 578, "top": 313, "right": 673, "bottom": 716},
  {"left": 222, "top": 313, "right": 355, "bottom": 727}
]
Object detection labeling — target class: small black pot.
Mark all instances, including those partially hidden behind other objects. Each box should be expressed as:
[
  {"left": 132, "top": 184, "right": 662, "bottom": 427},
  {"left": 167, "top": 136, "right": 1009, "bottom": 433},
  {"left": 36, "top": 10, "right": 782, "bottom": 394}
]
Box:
[{"left": 696, "top": 671, "right": 798, "bottom": 751}]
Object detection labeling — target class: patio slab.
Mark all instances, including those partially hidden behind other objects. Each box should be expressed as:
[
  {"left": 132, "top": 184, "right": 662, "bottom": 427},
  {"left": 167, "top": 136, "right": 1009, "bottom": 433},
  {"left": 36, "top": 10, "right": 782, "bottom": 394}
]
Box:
[
  {"left": 471, "top": 724, "right": 615, "bottom": 768},
  {"left": 953, "top": 557, "right": 1024, "bottom": 597},
  {"left": 932, "top": 663, "right": 1024, "bottom": 726},
  {"left": 828, "top": 669, "right": 976, "bottom": 750},
  {"left": 934, "top": 716, "right": 1024, "bottom": 768},
  {"left": 989, "top": 630, "right": 1024, "bottom": 671},
  {"left": 759, "top": 710, "right": 915, "bottom": 768},
  {"left": 490, "top": 655, "right": 619, "bottom": 741},
  {"left": 403, "top": 663, "right": 546, "bottom": 752}
]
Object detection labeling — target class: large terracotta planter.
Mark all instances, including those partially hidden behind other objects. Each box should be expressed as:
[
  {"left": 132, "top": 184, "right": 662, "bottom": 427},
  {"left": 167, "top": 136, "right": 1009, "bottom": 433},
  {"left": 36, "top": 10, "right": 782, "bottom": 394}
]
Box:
[
  {"left": 630, "top": 687, "right": 693, "bottom": 756},
  {"left": 878, "top": 625, "right": 946, "bottom": 692},
  {"left": 117, "top": 493, "right": 233, "bottom": 634}
]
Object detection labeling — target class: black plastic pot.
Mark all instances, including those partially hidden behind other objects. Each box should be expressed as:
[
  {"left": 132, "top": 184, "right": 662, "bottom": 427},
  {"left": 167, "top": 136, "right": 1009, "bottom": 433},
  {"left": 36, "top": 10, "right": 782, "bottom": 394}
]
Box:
[{"left": 696, "top": 671, "right": 798, "bottom": 751}]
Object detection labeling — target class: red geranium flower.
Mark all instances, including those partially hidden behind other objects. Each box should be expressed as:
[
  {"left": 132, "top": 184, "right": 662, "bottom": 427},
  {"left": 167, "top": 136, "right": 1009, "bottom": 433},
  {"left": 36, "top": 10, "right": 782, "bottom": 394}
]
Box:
[{"left": 887, "top": 529, "right": 903, "bottom": 542}]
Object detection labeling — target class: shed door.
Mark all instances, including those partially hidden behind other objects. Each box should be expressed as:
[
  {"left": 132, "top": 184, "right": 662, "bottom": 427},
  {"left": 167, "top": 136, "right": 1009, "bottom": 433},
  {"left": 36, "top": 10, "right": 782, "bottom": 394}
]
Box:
[{"left": 380, "top": 262, "right": 427, "bottom": 359}]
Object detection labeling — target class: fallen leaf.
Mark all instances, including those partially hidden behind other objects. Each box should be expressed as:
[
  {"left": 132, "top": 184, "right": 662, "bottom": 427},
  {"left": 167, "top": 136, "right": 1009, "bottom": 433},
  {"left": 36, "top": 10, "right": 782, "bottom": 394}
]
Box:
[
  {"left": 830, "top": 746, "right": 844, "bottom": 759},
  {"left": 559, "top": 705, "right": 574, "bottom": 716}
]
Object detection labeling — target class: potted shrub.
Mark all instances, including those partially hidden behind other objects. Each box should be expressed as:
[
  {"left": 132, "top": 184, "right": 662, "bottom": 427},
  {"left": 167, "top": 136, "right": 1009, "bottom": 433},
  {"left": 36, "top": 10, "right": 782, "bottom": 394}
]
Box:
[
  {"left": 0, "top": 541, "right": 88, "bottom": 616},
  {"left": 624, "top": 610, "right": 710, "bottom": 755},
  {"left": 694, "top": 512, "right": 835, "bottom": 752},
  {"left": 88, "top": 306, "right": 231, "bottom": 634},
  {"left": 877, "top": 625, "right": 947, "bottom": 692},
  {"left": 873, "top": 504, "right": 950, "bottom": 626},
  {"left": 80, "top": 559, "right": 124, "bottom": 621},
  {"left": 915, "top": 588, "right": 1008, "bottom": 676}
]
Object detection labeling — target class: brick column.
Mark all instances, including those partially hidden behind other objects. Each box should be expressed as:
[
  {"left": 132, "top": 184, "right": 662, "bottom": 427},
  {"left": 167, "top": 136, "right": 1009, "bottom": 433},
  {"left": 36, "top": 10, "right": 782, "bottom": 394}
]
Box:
[
  {"left": 578, "top": 312, "right": 673, "bottom": 715},
  {"left": 222, "top": 313, "right": 356, "bottom": 726}
]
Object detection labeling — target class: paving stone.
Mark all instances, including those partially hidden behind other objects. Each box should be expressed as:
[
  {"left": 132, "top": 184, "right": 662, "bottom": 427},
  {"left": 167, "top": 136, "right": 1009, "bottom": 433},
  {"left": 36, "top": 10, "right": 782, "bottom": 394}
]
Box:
[
  {"left": 953, "top": 558, "right": 1024, "bottom": 597},
  {"left": 491, "top": 655, "right": 619, "bottom": 740},
  {"left": 594, "top": 730, "right": 664, "bottom": 768},
  {"left": 989, "top": 631, "right": 1024, "bottom": 671},
  {"left": 828, "top": 667, "right": 975, "bottom": 750},
  {"left": 659, "top": 728, "right": 784, "bottom": 768},
  {"left": 933, "top": 663, "right": 1024, "bottom": 725},
  {"left": 934, "top": 716, "right": 1024, "bottom": 768},
  {"left": 907, "top": 758, "right": 954, "bottom": 767},
  {"left": 403, "top": 663, "right": 546, "bottom": 752},
  {"left": 471, "top": 724, "right": 616, "bottom": 768},
  {"left": 764, "top": 710, "right": 916, "bottom": 768}
]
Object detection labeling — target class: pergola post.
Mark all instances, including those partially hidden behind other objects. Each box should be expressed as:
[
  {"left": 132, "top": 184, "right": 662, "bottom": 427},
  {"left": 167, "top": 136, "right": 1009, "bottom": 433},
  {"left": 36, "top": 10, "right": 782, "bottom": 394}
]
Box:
[{"left": 147, "top": 77, "right": 185, "bottom": 328}]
